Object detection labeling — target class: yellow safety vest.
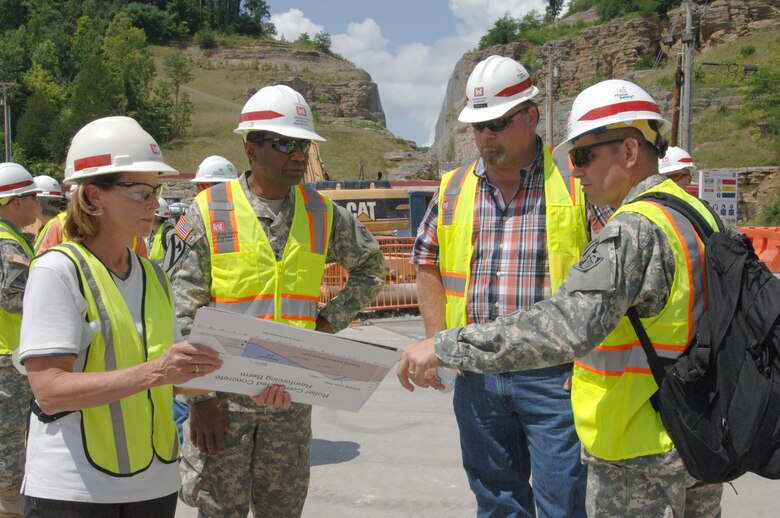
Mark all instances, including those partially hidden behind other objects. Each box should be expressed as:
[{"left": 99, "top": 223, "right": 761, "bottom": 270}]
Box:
[
  {"left": 437, "top": 146, "right": 590, "bottom": 327},
  {"left": 571, "top": 179, "right": 720, "bottom": 461},
  {"left": 148, "top": 221, "right": 174, "bottom": 261},
  {"left": 195, "top": 180, "right": 334, "bottom": 329},
  {"left": 44, "top": 242, "right": 179, "bottom": 475},
  {"left": 0, "top": 220, "right": 34, "bottom": 355},
  {"left": 34, "top": 211, "right": 66, "bottom": 252}
]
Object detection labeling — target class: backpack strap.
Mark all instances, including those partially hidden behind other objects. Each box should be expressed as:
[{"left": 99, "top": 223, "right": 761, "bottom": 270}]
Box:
[{"left": 634, "top": 191, "right": 725, "bottom": 240}]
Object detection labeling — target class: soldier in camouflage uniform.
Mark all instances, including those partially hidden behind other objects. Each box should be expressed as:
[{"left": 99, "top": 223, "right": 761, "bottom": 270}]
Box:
[
  {"left": 398, "top": 80, "right": 724, "bottom": 517},
  {"left": 0, "top": 163, "right": 39, "bottom": 518},
  {"left": 171, "top": 85, "right": 384, "bottom": 518}
]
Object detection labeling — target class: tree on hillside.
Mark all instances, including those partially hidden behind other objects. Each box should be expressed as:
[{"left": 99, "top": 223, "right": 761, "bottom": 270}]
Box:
[
  {"left": 162, "top": 51, "right": 194, "bottom": 140},
  {"left": 546, "top": 0, "right": 565, "bottom": 19},
  {"left": 478, "top": 15, "right": 522, "bottom": 49},
  {"left": 101, "top": 12, "right": 155, "bottom": 115},
  {"left": 313, "top": 31, "right": 332, "bottom": 54}
]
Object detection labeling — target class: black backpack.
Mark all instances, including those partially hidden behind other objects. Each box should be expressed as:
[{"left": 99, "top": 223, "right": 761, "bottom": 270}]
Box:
[{"left": 628, "top": 191, "right": 780, "bottom": 483}]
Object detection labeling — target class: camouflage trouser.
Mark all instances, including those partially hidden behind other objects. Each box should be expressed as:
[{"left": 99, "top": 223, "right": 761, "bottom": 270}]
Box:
[
  {"left": 179, "top": 403, "right": 312, "bottom": 518},
  {"left": 583, "top": 448, "right": 723, "bottom": 518},
  {"left": 0, "top": 359, "right": 32, "bottom": 518}
]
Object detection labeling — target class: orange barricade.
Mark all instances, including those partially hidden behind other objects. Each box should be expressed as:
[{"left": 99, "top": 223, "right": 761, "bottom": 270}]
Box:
[
  {"left": 738, "top": 226, "right": 780, "bottom": 273},
  {"left": 320, "top": 236, "right": 419, "bottom": 311}
]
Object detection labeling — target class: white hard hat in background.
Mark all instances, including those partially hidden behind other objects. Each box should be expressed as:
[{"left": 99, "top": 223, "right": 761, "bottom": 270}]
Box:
[
  {"left": 234, "top": 85, "right": 325, "bottom": 141},
  {"left": 458, "top": 55, "right": 539, "bottom": 123},
  {"left": 552, "top": 79, "right": 671, "bottom": 162},
  {"left": 659, "top": 146, "right": 697, "bottom": 175},
  {"left": 64, "top": 116, "right": 178, "bottom": 184},
  {"left": 192, "top": 156, "right": 238, "bottom": 184},
  {"left": 33, "top": 175, "right": 64, "bottom": 198},
  {"left": 0, "top": 162, "right": 38, "bottom": 201},
  {"left": 155, "top": 197, "right": 171, "bottom": 219}
]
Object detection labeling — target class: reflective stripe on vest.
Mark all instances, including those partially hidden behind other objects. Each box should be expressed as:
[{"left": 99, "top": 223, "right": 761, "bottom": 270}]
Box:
[
  {"left": 148, "top": 222, "right": 174, "bottom": 261},
  {"left": 437, "top": 147, "right": 589, "bottom": 327},
  {"left": 571, "top": 179, "right": 719, "bottom": 461},
  {"left": 0, "top": 221, "right": 34, "bottom": 354},
  {"left": 196, "top": 181, "right": 333, "bottom": 328},
  {"left": 47, "top": 242, "right": 178, "bottom": 475}
]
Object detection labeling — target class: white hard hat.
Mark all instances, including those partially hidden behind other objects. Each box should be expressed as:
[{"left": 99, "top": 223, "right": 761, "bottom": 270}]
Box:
[
  {"left": 192, "top": 156, "right": 238, "bottom": 184},
  {"left": 33, "top": 175, "right": 64, "bottom": 198},
  {"left": 0, "top": 162, "right": 37, "bottom": 201},
  {"left": 64, "top": 116, "right": 178, "bottom": 184},
  {"left": 659, "top": 146, "right": 696, "bottom": 175},
  {"left": 458, "top": 55, "right": 539, "bottom": 123},
  {"left": 234, "top": 85, "right": 325, "bottom": 141},
  {"left": 155, "top": 197, "right": 171, "bottom": 219},
  {"left": 552, "top": 79, "right": 672, "bottom": 162}
]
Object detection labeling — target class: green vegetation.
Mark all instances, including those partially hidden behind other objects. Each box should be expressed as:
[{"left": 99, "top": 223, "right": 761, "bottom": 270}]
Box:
[
  {"left": 758, "top": 195, "right": 780, "bottom": 226},
  {"left": 636, "top": 30, "right": 780, "bottom": 168}
]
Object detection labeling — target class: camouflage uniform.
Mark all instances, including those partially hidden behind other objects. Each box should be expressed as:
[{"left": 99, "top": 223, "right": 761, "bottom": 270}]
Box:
[
  {"left": 434, "top": 175, "right": 724, "bottom": 517},
  {"left": 0, "top": 219, "right": 33, "bottom": 518},
  {"left": 171, "top": 172, "right": 384, "bottom": 518}
]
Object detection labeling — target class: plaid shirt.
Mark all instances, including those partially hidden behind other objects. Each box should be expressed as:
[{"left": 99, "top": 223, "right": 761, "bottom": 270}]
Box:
[{"left": 412, "top": 137, "right": 613, "bottom": 324}]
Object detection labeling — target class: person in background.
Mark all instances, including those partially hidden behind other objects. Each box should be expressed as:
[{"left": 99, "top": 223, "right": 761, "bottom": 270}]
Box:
[
  {"left": 398, "top": 79, "right": 724, "bottom": 518},
  {"left": 17, "top": 116, "right": 222, "bottom": 518},
  {"left": 191, "top": 155, "right": 238, "bottom": 193},
  {"left": 170, "top": 84, "right": 385, "bottom": 518},
  {"left": 412, "top": 55, "right": 612, "bottom": 517},
  {"left": 24, "top": 175, "right": 64, "bottom": 239},
  {"left": 147, "top": 197, "right": 176, "bottom": 266},
  {"left": 0, "top": 162, "right": 40, "bottom": 518},
  {"left": 659, "top": 146, "right": 696, "bottom": 189}
]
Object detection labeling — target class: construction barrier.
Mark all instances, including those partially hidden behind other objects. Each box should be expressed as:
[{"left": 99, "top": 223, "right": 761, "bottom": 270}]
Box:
[
  {"left": 320, "top": 237, "right": 419, "bottom": 311},
  {"left": 738, "top": 226, "right": 780, "bottom": 273}
]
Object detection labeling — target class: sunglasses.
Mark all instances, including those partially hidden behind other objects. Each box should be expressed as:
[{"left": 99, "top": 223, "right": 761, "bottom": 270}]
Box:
[
  {"left": 471, "top": 106, "right": 530, "bottom": 133},
  {"left": 94, "top": 181, "right": 163, "bottom": 202},
  {"left": 568, "top": 138, "right": 627, "bottom": 168},
  {"left": 247, "top": 134, "right": 311, "bottom": 155}
]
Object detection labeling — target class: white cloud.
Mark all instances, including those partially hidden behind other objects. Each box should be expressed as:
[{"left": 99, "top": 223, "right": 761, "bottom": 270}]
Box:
[
  {"left": 273, "top": 2, "right": 550, "bottom": 146},
  {"left": 270, "top": 9, "right": 324, "bottom": 41}
]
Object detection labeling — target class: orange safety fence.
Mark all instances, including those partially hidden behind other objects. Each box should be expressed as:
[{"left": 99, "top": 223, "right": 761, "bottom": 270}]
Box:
[
  {"left": 320, "top": 237, "right": 419, "bottom": 311},
  {"left": 737, "top": 226, "right": 780, "bottom": 273}
]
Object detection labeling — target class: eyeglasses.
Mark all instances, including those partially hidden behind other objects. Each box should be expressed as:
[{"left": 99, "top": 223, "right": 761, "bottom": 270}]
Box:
[
  {"left": 247, "top": 134, "right": 311, "bottom": 155},
  {"left": 568, "top": 138, "right": 627, "bottom": 168},
  {"left": 471, "top": 106, "right": 530, "bottom": 133},
  {"left": 94, "top": 181, "right": 163, "bottom": 202},
  {"left": 17, "top": 192, "right": 38, "bottom": 200}
]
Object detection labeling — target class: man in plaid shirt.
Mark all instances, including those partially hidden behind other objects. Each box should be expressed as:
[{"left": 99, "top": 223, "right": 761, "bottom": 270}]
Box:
[{"left": 412, "top": 55, "right": 612, "bottom": 517}]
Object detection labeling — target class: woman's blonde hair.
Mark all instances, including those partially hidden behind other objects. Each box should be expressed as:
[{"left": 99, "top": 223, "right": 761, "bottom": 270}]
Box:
[{"left": 64, "top": 174, "right": 120, "bottom": 242}]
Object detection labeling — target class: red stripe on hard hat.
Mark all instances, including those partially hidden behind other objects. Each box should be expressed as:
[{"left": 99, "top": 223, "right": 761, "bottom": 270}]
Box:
[
  {"left": 74, "top": 154, "right": 112, "bottom": 172},
  {"left": 578, "top": 100, "right": 661, "bottom": 121},
  {"left": 494, "top": 77, "right": 533, "bottom": 98},
  {"left": 239, "top": 110, "right": 284, "bottom": 123},
  {"left": 678, "top": 157, "right": 693, "bottom": 163},
  {"left": 0, "top": 179, "right": 34, "bottom": 192}
]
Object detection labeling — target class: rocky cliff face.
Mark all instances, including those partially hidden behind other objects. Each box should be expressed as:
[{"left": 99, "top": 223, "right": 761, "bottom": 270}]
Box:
[{"left": 431, "top": 0, "right": 779, "bottom": 168}]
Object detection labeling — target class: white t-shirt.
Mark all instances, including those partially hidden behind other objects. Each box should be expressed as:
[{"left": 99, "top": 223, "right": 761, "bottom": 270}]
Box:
[{"left": 19, "top": 250, "right": 181, "bottom": 503}]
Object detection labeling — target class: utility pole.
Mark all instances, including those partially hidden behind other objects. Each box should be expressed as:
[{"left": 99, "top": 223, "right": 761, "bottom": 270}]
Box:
[
  {"left": 680, "top": 0, "right": 695, "bottom": 152},
  {"left": 0, "top": 82, "right": 14, "bottom": 162},
  {"left": 671, "top": 55, "right": 683, "bottom": 147}
]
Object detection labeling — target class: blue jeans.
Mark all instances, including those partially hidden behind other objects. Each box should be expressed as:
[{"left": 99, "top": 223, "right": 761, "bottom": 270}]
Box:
[
  {"left": 173, "top": 398, "right": 189, "bottom": 446},
  {"left": 453, "top": 365, "right": 586, "bottom": 518}
]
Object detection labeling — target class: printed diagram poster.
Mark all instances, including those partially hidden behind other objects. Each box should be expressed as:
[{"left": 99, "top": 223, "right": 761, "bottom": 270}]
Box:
[
  {"left": 180, "top": 307, "right": 401, "bottom": 412},
  {"left": 698, "top": 170, "right": 738, "bottom": 227}
]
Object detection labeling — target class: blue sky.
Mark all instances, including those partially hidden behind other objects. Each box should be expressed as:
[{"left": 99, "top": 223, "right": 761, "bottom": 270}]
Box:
[{"left": 267, "top": 1, "right": 550, "bottom": 146}]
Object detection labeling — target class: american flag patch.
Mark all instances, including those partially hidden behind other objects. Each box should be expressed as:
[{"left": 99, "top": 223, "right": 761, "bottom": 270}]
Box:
[
  {"left": 11, "top": 253, "right": 30, "bottom": 267},
  {"left": 175, "top": 216, "right": 193, "bottom": 240}
]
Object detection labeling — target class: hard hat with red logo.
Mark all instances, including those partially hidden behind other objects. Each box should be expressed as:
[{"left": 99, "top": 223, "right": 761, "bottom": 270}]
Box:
[
  {"left": 0, "top": 162, "right": 37, "bottom": 203},
  {"left": 552, "top": 79, "right": 671, "bottom": 162},
  {"left": 33, "top": 175, "right": 64, "bottom": 199},
  {"left": 659, "top": 146, "right": 696, "bottom": 175},
  {"left": 192, "top": 156, "right": 238, "bottom": 184},
  {"left": 234, "top": 85, "right": 325, "bottom": 141},
  {"left": 64, "top": 116, "right": 178, "bottom": 184},
  {"left": 155, "top": 197, "right": 171, "bottom": 219},
  {"left": 458, "top": 55, "right": 539, "bottom": 123}
]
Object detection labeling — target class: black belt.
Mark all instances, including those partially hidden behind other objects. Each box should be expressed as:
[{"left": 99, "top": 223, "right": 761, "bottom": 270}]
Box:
[{"left": 31, "top": 400, "right": 74, "bottom": 423}]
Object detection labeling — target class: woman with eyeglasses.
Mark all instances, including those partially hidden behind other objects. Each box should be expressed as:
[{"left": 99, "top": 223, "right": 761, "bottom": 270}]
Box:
[{"left": 17, "top": 116, "right": 222, "bottom": 518}]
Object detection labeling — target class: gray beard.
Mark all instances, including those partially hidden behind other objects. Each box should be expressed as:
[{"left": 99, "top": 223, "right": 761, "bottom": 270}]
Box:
[{"left": 480, "top": 147, "right": 506, "bottom": 166}]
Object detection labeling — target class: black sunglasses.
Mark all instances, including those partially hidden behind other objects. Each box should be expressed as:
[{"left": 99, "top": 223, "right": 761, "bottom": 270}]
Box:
[
  {"left": 471, "top": 106, "right": 530, "bottom": 133},
  {"left": 568, "top": 138, "right": 627, "bottom": 168},
  {"left": 94, "top": 181, "right": 163, "bottom": 201},
  {"left": 247, "top": 134, "right": 311, "bottom": 155}
]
